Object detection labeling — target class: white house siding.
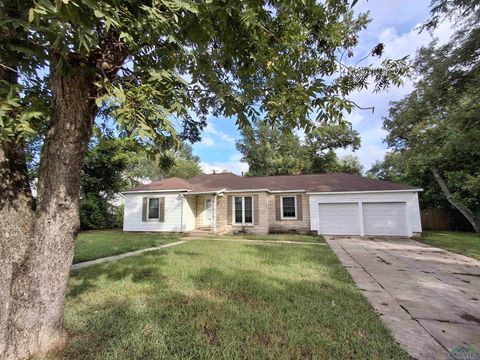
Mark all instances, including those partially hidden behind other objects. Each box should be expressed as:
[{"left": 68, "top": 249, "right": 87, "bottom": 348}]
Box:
[
  {"left": 309, "top": 191, "right": 422, "bottom": 237},
  {"left": 123, "top": 192, "right": 194, "bottom": 232},
  {"left": 183, "top": 196, "right": 196, "bottom": 231}
]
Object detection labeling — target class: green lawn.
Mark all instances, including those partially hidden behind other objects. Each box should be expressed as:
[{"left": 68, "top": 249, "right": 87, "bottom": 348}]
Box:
[
  {"left": 418, "top": 231, "right": 480, "bottom": 260},
  {"left": 57, "top": 240, "right": 408, "bottom": 359},
  {"left": 220, "top": 233, "right": 326, "bottom": 243},
  {"left": 74, "top": 230, "right": 181, "bottom": 264}
]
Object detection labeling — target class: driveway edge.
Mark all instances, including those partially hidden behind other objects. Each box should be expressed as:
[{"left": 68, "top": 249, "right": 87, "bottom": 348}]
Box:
[{"left": 325, "top": 236, "right": 450, "bottom": 360}]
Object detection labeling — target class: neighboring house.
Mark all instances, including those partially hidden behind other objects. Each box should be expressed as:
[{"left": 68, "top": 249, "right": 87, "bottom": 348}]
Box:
[{"left": 122, "top": 172, "right": 422, "bottom": 237}]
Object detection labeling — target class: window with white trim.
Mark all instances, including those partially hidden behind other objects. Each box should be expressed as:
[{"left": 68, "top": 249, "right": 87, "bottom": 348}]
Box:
[
  {"left": 148, "top": 198, "right": 160, "bottom": 219},
  {"left": 234, "top": 196, "right": 253, "bottom": 224},
  {"left": 281, "top": 196, "right": 296, "bottom": 219}
]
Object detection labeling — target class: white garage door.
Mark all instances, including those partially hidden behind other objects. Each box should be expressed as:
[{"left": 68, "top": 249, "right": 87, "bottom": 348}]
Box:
[
  {"left": 318, "top": 203, "right": 360, "bottom": 235},
  {"left": 363, "top": 202, "right": 408, "bottom": 236}
]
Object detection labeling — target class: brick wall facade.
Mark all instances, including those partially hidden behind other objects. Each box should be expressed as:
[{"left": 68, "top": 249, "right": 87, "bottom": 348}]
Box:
[
  {"left": 267, "top": 193, "right": 310, "bottom": 233},
  {"left": 215, "top": 192, "right": 269, "bottom": 235},
  {"left": 207, "top": 192, "right": 310, "bottom": 234}
]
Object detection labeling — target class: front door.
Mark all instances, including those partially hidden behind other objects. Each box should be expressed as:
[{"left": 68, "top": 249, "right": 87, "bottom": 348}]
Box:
[{"left": 204, "top": 198, "right": 213, "bottom": 226}]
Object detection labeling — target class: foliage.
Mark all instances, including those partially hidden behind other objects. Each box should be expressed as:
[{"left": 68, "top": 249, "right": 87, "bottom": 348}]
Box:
[
  {"left": 79, "top": 196, "right": 111, "bottom": 230},
  {"left": 79, "top": 135, "right": 131, "bottom": 230},
  {"left": 236, "top": 123, "right": 308, "bottom": 176},
  {"left": 81, "top": 135, "right": 131, "bottom": 197},
  {"left": 1, "top": 0, "right": 409, "bottom": 150},
  {"left": 236, "top": 122, "right": 361, "bottom": 176},
  {"left": 123, "top": 142, "right": 202, "bottom": 186},
  {"left": 336, "top": 154, "right": 363, "bottom": 175},
  {"left": 381, "top": 3, "right": 480, "bottom": 230}
]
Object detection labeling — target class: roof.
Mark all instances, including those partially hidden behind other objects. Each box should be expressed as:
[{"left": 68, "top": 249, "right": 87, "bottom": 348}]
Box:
[{"left": 123, "top": 172, "right": 421, "bottom": 193}]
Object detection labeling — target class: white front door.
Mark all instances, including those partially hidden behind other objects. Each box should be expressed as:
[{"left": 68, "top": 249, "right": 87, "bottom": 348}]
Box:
[{"left": 204, "top": 198, "right": 213, "bottom": 226}]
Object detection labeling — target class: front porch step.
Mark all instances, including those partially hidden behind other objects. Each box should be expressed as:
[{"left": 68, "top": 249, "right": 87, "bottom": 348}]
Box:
[
  {"left": 196, "top": 227, "right": 212, "bottom": 232},
  {"left": 185, "top": 230, "right": 214, "bottom": 239}
]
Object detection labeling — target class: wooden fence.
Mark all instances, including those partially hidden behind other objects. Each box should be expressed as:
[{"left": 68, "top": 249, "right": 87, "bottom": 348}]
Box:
[{"left": 421, "top": 208, "right": 450, "bottom": 230}]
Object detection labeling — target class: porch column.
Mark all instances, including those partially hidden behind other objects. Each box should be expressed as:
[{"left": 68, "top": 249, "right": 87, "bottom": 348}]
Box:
[{"left": 212, "top": 194, "right": 217, "bottom": 233}]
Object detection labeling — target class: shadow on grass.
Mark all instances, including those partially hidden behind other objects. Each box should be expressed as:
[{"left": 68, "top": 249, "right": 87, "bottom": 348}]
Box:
[
  {"left": 68, "top": 251, "right": 169, "bottom": 298},
  {"left": 59, "top": 244, "right": 408, "bottom": 360}
]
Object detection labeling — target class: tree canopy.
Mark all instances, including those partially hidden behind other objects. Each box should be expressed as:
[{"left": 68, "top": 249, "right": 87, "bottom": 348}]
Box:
[
  {"left": 236, "top": 122, "right": 361, "bottom": 176},
  {"left": 379, "top": 1, "right": 480, "bottom": 231},
  {"left": 123, "top": 141, "right": 202, "bottom": 185},
  {"left": 0, "top": 0, "right": 411, "bottom": 358},
  {"left": 1, "top": 0, "right": 409, "bottom": 149}
]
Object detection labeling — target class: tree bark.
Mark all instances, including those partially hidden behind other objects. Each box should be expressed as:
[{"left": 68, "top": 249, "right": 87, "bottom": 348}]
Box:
[
  {"left": 430, "top": 166, "right": 480, "bottom": 233},
  {"left": 0, "top": 59, "right": 97, "bottom": 359}
]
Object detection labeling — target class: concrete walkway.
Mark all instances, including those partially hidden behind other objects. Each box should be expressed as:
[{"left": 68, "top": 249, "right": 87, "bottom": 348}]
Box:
[
  {"left": 184, "top": 236, "right": 327, "bottom": 246},
  {"left": 71, "top": 237, "right": 325, "bottom": 270},
  {"left": 71, "top": 240, "right": 188, "bottom": 270},
  {"left": 326, "top": 236, "right": 480, "bottom": 360}
]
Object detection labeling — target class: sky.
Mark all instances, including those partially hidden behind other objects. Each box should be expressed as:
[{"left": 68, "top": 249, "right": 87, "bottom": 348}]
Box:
[{"left": 192, "top": 0, "right": 456, "bottom": 175}]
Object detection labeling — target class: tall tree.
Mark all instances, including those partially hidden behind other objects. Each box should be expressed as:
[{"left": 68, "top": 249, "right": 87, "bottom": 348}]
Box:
[
  {"left": 237, "top": 122, "right": 360, "bottom": 176},
  {"left": 0, "top": 1, "right": 407, "bottom": 357},
  {"left": 383, "top": 2, "right": 480, "bottom": 231},
  {"left": 337, "top": 154, "right": 363, "bottom": 175},
  {"left": 236, "top": 123, "right": 308, "bottom": 176},
  {"left": 123, "top": 142, "right": 202, "bottom": 185},
  {"left": 79, "top": 135, "right": 131, "bottom": 229}
]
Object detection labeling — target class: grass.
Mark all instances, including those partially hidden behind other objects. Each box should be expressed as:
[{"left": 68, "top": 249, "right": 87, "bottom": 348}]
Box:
[
  {"left": 57, "top": 240, "right": 408, "bottom": 359},
  {"left": 74, "top": 230, "right": 181, "bottom": 264},
  {"left": 219, "top": 233, "right": 326, "bottom": 243},
  {"left": 418, "top": 231, "right": 480, "bottom": 260}
]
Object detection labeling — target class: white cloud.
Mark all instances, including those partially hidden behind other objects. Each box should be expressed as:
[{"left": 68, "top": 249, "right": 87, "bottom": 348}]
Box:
[
  {"left": 200, "top": 160, "right": 248, "bottom": 175},
  {"left": 203, "top": 120, "right": 235, "bottom": 143},
  {"left": 341, "top": 16, "right": 457, "bottom": 171},
  {"left": 201, "top": 137, "right": 215, "bottom": 147},
  {"left": 379, "top": 20, "right": 454, "bottom": 61},
  {"left": 200, "top": 153, "right": 248, "bottom": 175},
  {"left": 345, "top": 112, "right": 363, "bottom": 126}
]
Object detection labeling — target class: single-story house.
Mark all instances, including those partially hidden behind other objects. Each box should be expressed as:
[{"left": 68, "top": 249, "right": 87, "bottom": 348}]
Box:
[{"left": 122, "top": 172, "right": 422, "bottom": 237}]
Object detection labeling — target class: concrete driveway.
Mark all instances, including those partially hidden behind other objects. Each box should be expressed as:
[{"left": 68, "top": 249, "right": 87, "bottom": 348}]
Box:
[{"left": 326, "top": 236, "right": 480, "bottom": 360}]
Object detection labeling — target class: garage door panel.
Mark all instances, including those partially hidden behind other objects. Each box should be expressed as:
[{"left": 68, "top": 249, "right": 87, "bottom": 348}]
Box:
[
  {"left": 318, "top": 203, "right": 360, "bottom": 235},
  {"left": 363, "top": 202, "right": 407, "bottom": 236}
]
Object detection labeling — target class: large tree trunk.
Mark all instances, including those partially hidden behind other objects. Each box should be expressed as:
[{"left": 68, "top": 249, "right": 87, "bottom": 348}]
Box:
[
  {"left": 0, "top": 59, "right": 97, "bottom": 359},
  {"left": 430, "top": 166, "right": 480, "bottom": 232}
]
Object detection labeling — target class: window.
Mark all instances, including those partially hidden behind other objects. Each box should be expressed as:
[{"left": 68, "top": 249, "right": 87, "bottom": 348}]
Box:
[
  {"left": 234, "top": 196, "right": 253, "bottom": 225},
  {"left": 282, "top": 196, "right": 296, "bottom": 219},
  {"left": 244, "top": 197, "right": 253, "bottom": 223},
  {"left": 148, "top": 198, "right": 160, "bottom": 219}
]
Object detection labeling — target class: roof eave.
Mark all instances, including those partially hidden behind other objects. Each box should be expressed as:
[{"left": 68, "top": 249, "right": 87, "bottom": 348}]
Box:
[
  {"left": 306, "top": 189, "right": 423, "bottom": 195},
  {"left": 122, "top": 188, "right": 190, "bottom": 194}
]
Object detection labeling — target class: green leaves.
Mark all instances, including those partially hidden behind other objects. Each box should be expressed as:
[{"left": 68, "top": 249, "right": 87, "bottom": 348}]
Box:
[
  {"left": 5, "top": 0, "right": 410, "bottom": 156},
  {"left": 0, "top": 83, "right": 46, "bottom": 143}
]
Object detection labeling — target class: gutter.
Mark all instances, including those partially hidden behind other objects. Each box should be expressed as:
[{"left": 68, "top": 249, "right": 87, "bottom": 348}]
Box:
[
  {"left": 306, "top": 189, "right": 423, "bottom": 195},
  {"left": 122, "top": 188, "right": 189, "bottom": 194}
]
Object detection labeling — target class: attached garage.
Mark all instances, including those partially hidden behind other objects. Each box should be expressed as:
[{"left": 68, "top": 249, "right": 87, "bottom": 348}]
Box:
[
  {"left": 309, "top": 191, "right": 422, "bottom": 237},
  {"left": 363, "top": 202, "right": 408, "bottom": 236},
  {"left": 317, "top": 203, "right": 360, "bottom": 235}
]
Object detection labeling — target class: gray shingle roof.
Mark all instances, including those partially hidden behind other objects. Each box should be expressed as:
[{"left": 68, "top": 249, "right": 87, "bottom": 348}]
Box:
[{"left": 124, "top": 173, "right": 420, "bottom": 193}]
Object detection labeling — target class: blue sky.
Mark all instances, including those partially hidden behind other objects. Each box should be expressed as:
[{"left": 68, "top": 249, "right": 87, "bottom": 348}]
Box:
[{"left": 192, "top": 0, "right": 455, "bottom": 174}]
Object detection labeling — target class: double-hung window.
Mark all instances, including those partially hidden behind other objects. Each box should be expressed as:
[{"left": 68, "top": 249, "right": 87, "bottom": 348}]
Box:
[
  {"left": 234, "top": 196, "right": 253, "bottom": 225},
  {"left": 148, "top": 198, "right": 160, "bottom": 220},
  {"left": 281, "top": 196, "right": 296, "bottom": 219}
]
